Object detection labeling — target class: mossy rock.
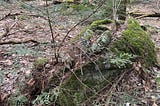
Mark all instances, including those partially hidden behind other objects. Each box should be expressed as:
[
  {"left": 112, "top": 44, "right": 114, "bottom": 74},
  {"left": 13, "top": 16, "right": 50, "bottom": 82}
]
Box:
[
  {"left": 113, "top": 19, "right": 157, "bottom": 67},
  {"left": 91, "top": 30, "right": 112, "bottom": 52},
  {"left": 89, "top": 18, "right": 113, "bottom": 31},
  {"left": 33, "top": 58, "right": 48, "bottom": 70},
  {"left": 71, "top": 18, "right": 113, "bottom": 43},
  {"left": 57, "top": 56, "right": 122, "bottom": 105}
]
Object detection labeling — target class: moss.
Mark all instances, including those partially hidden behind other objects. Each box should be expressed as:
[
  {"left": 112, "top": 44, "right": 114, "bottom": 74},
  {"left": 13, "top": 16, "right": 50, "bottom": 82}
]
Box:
[
  {"left": 58, "top": 56, "right": 122, "bottom": 105},
  {"left": 70, "top": 3, "right": 93, "bottom": 12},
  {"left": 17, "top": 15, "right": 28, "bottom": 21},
  {"left": 71, "top": 27, "right": 89, "bottom": 42},
  {"left": 156, "top": 77, "right": 160, "bottom": 86},
  {"left": 113, "top": 19, "right": 157, "bottom": 67},
  {"left": 58, "top": 92, "right": 76, "bottom": 106},
  {"left": 71, "top": 18, "right": 113, "bottom": 42},
  {"left": 33, "top": 58, "right": 48, "bottom": 70},
  {"left": 63, "top": 0, "right": 74, "bottom": 2},
  {"left": 90, "top": 18, "right": 113, "bottom": 30}
]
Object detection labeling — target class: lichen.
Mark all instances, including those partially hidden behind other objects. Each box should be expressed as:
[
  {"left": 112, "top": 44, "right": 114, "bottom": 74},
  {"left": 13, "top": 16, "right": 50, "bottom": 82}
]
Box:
[
  {"left": 91, "top": 30, "right": 112, "bottom": 52},
  {"left": 113, "top": 19, "right": 157, "bottom": 67}
]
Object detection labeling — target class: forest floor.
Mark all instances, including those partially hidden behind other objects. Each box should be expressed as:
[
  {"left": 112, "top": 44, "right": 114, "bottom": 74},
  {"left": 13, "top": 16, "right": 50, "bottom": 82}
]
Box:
[
  {"left": 0, "top": 2, "right": 92, "bottom": 105},
  {"left": 0, "top": 0, "right": 160, "bottom": 105}
]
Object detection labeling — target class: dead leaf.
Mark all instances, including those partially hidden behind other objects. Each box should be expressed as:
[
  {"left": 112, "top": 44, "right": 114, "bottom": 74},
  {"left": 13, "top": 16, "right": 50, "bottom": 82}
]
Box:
[
  {"left": 152, "top": 102, "right": 158, "bottom": 106},
  {"left": 6, "top": 72, "right": 12, "bottom": 78},
  {"left": 5, "top": 59, "right": 12, "bottom": 66},
  {"left": 25, "top": 70, "right": 31, "bottom": 76},
  {"left": 1, "top": 93, "right": 9, "bottom": 101},
  {"left": 27, "top": 78, "right": 35, "bottom": 86}
]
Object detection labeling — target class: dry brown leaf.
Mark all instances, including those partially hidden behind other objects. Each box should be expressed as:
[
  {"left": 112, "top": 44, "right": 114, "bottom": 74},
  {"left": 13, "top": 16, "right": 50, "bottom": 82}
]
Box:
[
  {"left": 25, "top": 70, "right": 31, "bottom": 76},
  {"left": 1, "top": 93, "right": 9, "bottom": 101},
  {"left": 6, "top": 72, "right": 12, "bottom": 78},
  {"left": 152, "top": 102, "right": 158, "bottom": 106},
  {"left": 133, "top": 61, "right": 142, "bottom": 72},
  {"left": 27, "top": 78, "right": 35, "bottom": 86},
  {"left": 5, "top": 59, "right": 13, "bottom": 66}
]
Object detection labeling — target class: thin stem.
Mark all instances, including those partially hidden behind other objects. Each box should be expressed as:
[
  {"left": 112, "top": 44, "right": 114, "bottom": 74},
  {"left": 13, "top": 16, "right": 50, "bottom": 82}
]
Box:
[
  {"left": 45, "top": 0, "right": 54, "bottom": 43},
  {"left": 57, "top": 0, "right": 105, "bottom": 53},
  {"left": 45, "top": 0, "right": 59, "bottom": 63}
]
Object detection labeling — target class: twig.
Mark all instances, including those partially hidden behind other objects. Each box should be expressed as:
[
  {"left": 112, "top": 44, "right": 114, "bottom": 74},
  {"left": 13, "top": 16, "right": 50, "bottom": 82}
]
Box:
[
  {"left": 0, "top": 39, "right": 39, "bottom": 45},
  {"left": 130, "top": 12, "right": 160, "bottom": 19},
  {"left": 81, "top": 67, "right": 133, "bottom": 105},
  {"left": 0, "top": 12, "right": 21, "bottom": 21},
  {"left": 27, "top": 14, "right": 48, "bottom": 20},
  {"left": 105, "top": 69, "right": 130, "bottom": 103},
  {"left": 157, "top": 0, "right": 160, "bottom": 12},
  {"left": 0, "top": 12, "right": 47, "bottom": 21},
  {"left": 5, "top": 28, "right": 36, "bottom": 36},
  {"left": 45, "top": 0, "right": 59, "bottom": 63},
  {"left": 45, "top": 0, "right": 55, "bottom": 44},
  {"left": 0, "top": 21, "right": 18, "bottom": 40},
  {"left": 59, "top": 0, "right": 106, "bottom": 46},
  {"left": 75, "top": 45, "right": 112, "bottom": 84},
  {"left": 96, "top": 67, "right": 133, "bottom": 105}
]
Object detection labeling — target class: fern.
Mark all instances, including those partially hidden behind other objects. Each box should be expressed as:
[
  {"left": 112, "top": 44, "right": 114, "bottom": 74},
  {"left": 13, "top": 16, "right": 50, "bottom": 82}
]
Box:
[
  {"left": 110, "top": 53, "right": 136, "bottom": 68},
  {"left": 32, "top": 88, "right": 60, "bottom": 105}
]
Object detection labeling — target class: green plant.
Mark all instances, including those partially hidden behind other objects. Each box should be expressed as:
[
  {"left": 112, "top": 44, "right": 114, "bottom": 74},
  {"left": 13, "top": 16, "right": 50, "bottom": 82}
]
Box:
[
  {"left": 0, "top": 71, "right": 5, "bottom": 86},
  {"left": 9, "top": 44, "right": 41, "bottom": 56},
  {"left": 19, "top": 2, "right": 36, "bottom": 12},
  {"left": 156, "top": 72, "right": 160, "bottom": 87},
  {"left": 32, "top": 92, "right": 51, "bottom": 105},
  {"left": 109, "top": 91, "right": 144, "bottom": 106},
  {"left": 110, "top": 53, "right": 136, "bottom": 68},
  {"left": 32, "top": 88, "right": 60, "bottom": 105},
  {"left": 9, "top": 89, "right": 28, "bottom": 106}
]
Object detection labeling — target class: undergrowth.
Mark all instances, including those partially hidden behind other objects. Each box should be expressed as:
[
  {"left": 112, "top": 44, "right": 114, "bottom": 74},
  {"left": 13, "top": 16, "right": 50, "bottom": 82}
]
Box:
[{"left": 0, "top": 0, "right": 159, "bottom": 106}]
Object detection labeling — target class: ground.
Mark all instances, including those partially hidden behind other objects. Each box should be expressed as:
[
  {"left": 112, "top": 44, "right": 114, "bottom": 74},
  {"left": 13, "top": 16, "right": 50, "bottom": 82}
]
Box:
[{"left": 0, "top": 0, "right": 160, "bottom": 105}]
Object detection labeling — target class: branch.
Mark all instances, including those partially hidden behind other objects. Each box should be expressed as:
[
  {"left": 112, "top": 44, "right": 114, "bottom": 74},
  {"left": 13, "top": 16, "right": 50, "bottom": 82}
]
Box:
[
  {"left": 0, "top": 12, "right": 47, "bottom": 21},
  {"left": 0, "top": 39, "right": 39, "bottom": 45},
  {"left": 130, "top": 12, "right": 160, "bottom": 19},
  {"left": 58, "top": 0, "right": 106, "bottom": 52}
]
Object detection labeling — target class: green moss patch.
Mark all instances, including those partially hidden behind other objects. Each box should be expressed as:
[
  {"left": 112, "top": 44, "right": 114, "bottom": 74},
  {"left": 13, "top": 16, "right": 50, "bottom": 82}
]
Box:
[
  {"left": 58, "top": 56, "right": 122, "bottom": 105},
  {"left": 33, "top": 58, "right": 48, "bottom": 70},
  {"left": 71, "top": 18, "right": 113, "bottom": 42},
  {"left": 113, "top": 19, "right": 157, "bottom": 67},
  {"left": 89, "top": 18, "right": 113, "bottom": 30}
]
